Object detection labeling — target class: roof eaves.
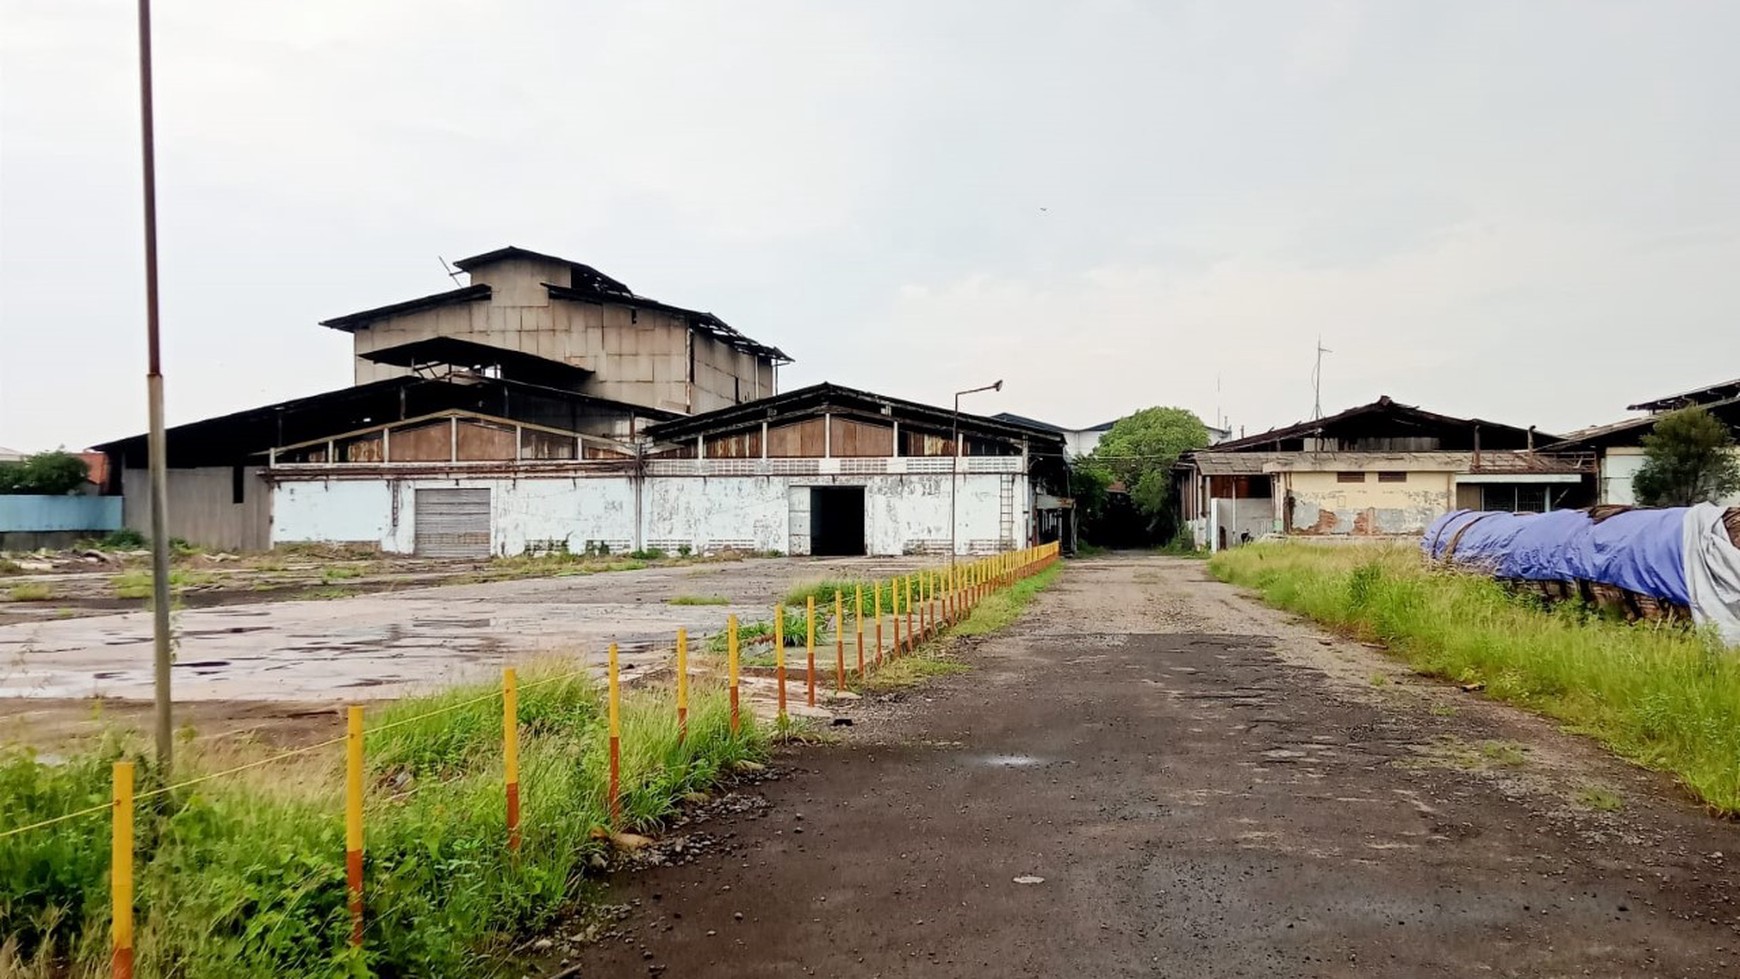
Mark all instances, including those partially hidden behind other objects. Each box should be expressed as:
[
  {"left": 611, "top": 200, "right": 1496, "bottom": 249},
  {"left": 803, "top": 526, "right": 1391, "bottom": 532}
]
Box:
[{"left": 319, "top": 284, "right": 492, "bottom": 332}]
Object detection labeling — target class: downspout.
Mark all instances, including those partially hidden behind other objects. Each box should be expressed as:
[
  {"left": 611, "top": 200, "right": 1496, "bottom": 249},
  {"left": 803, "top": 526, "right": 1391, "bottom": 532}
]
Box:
[{"left": 632, "top": 414, "right": 644, "bottom": 553}]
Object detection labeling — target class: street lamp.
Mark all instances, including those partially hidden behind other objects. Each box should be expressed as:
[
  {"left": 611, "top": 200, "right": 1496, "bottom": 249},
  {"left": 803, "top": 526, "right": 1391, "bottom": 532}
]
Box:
[{"left": 950, "top": 379, "right": 1003, "bottom": 562}]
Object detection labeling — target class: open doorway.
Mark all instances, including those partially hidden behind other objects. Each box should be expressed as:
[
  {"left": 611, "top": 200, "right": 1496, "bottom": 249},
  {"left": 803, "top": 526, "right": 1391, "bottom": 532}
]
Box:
[{"left": 809, "top": 486, "right": 866, "bottom": 556}]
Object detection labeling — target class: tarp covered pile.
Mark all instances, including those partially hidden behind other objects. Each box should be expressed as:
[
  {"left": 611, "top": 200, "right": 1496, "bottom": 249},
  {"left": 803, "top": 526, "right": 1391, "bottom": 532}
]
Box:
[{"left": 1422, "top": 503, "right": 1740, "bottom": 645}]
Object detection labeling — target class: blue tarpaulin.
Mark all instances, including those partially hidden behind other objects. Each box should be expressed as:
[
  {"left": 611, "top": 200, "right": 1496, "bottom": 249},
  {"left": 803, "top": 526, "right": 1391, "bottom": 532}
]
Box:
[{"left": 1423, "top": 507, "right": 1690, "bottom": 607}]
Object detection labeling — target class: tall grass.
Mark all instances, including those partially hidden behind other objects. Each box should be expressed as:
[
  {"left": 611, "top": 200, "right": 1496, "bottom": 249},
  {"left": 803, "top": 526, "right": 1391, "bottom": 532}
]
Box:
[
  {"left": 1211, "top": 543, "right": 1740, "bottom": 815},
  {"left": 0, "top": 665, "right": 763, "bottom": 976},
  {"left": 780, "top": 579, "right": 869, "bottom": 611}
]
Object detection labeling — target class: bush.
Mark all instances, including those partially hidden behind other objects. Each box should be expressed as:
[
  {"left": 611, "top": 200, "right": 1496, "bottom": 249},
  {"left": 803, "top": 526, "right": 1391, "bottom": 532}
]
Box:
[
  {"left": 0, "top": 451, "right": 89, "bottom": 496},
  {"left": 99, "top": 528, "right": 148, "bottom": 550}
]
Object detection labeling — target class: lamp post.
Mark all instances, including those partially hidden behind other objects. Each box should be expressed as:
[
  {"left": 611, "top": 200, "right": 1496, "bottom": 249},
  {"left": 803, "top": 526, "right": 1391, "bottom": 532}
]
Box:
[{"left": 950, "top": 380, "right": 1003, "bottom": 563}]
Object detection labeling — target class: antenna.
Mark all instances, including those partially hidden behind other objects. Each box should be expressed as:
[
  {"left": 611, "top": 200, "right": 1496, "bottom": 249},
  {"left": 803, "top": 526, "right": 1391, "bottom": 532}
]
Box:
[
  {"left": 437, "top": 256, "right": 463, "bottom": 287},
  {"left": 1311, "top": 337, "right": 1332, "bottom": 419}
]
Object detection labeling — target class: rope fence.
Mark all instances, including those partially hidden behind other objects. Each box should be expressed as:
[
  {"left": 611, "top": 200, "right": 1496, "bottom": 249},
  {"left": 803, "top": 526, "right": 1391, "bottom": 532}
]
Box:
[{"left": 1, "top": 542, "right": 1060, "bottom": 976}]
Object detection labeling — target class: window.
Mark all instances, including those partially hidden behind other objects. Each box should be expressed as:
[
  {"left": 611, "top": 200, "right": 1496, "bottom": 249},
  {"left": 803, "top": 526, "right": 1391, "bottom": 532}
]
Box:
[
  {"left": 1336, "top": 471, "right": 1366, "bottom": 483},
  {"left": 231, "top": 465, "right": 245, "bottom": 504},
  {"left": 1377, "top": 471, "right": 1407, "bottom": 483}
]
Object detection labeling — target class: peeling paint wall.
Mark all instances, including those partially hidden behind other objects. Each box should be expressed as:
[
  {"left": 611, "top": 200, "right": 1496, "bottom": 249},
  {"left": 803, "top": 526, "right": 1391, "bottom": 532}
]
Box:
[
  {"left": 1209, "top": 498, "right": 1274, "bottom": 549},
  {"left": 1284, "top": 470, "right": 1454, "bottom": 536},
  {"left": 272, "top": 472, "right": 1026, "bottom": 557}
]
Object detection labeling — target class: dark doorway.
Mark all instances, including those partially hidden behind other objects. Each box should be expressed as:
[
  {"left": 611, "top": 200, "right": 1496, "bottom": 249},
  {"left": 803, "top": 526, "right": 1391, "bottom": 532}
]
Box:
[{"left": 809, "top": 486, "right": 866, "bottom": 556}]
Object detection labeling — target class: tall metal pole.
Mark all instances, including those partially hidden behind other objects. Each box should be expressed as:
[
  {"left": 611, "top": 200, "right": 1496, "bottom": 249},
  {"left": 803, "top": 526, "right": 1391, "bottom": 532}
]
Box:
[
  {"left": 949, "top": 380, "right": 1003, "bottom": 563},
  {"left": 136, "top": 0, "right": 174, "bottom": 776}
]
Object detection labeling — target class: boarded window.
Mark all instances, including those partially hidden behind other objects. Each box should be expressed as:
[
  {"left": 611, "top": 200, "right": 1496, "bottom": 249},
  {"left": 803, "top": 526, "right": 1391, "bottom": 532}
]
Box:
[
  {"left": 1336, "top": 471, "right": 1366, "bottom": 483},
  {"left": 1377, "top": 471, "right": 1407, "bottom": 483},
  {"left": 706, "top": 428, "right": 763, "bottom": 459},
  {"left": 278, "top": 445, "right": 328, "bottom": 464},
  {"left": 900, "top": 428, "right": 955, "bottom": 457},
  {"left": 583, "top": 443, "right": 632, "bottom": 460},
  {"left": 456, "top": 420, "right": 516, "bottom": 461},
  {"left": 390, "top": 420, "right": 453, "bottom": 462},
  {"left": 337, "top": 432, "right": 384, "bottom": 464},
  {"left": 829, "top": 416, "right": 894, "bottom": 457},
  {"left": 520, "top": 429, "right": 577, "bottom": 461}
]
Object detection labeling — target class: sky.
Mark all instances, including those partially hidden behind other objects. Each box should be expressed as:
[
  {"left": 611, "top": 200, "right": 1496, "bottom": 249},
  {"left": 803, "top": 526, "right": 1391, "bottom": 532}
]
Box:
[{"left": 3, "top": 0, "right": 1738, "bottom": 451}]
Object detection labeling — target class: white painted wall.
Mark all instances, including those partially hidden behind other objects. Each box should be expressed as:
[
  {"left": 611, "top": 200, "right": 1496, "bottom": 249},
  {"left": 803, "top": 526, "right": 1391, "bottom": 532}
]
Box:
[
  {"left": 1601, "top": 446, "right": 1740, "bottom": 506},
  {"left": 272, "top": 472, "right": 1027, "bottom": 557}
]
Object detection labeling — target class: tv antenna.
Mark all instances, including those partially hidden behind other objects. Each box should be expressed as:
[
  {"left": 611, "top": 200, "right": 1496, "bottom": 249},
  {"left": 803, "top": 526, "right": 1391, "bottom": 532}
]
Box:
[
  {"left": 437, "top": 256, "right": 463, "bottom": 287},
  {"left": 1311, "top": 338, "right": 1332, "bottom": 420}
]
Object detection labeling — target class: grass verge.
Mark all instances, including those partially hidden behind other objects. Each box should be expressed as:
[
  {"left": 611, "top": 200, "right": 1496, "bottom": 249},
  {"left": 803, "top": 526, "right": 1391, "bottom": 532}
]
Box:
[
  {"left": 667, "top": 595, "right": 729, "bottom": 606},
  {"left": 1210, "top": 542, "right": 1740, "bottom": 816},
  {"left": 861, "top": 564, "right": 1064, "bottom": 692},
  {"left": 0, "top": 663, "right": 764, "bottom": 977}
]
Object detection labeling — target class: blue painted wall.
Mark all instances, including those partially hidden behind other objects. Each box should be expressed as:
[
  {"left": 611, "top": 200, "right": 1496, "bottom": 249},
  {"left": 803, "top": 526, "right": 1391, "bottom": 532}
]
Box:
[{"left": 0, "top": 495, "right": 123, "bottom": 532}]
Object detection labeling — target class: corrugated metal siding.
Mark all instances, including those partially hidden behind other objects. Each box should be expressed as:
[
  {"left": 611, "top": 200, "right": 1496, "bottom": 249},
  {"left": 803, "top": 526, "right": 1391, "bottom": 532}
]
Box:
[
  {"left": 121, "top": 467, "right": 271, "bottom": 551},
  {"left": 414, "top": 488, "right": 491, "bottom": 558},
  {"left": 0, "top": 495, "right": 122, "bottom": 532}
]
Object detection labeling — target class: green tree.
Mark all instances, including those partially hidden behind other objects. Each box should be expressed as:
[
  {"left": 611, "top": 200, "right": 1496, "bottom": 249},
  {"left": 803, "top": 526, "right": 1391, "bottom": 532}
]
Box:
[
  {"left": 1080, "top": 407, "right": 1210, "bottom": 540},
  {"left": 0, "top": 450, "right": 89, "bottom": 495},
  {"left": 1632, "top": 406, "right": 1740, "bottom": 507}
]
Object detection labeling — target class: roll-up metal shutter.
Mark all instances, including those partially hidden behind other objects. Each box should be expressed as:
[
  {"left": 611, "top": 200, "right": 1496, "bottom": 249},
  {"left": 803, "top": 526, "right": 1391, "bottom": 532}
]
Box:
[{"left": 414, "top": 488, "right": 491, "bottom": 558}]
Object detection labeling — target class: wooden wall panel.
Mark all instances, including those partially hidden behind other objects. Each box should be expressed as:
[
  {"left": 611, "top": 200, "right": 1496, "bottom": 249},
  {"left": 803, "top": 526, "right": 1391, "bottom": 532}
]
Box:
[
  {"left": 767, "top": 418, "right": 826, "bottom": 457},
  {"left": 830, "top": 416, "right": 893, "bottom": 457},
  {"left": 339, "top": 433, "right": 383, "bottom": 463},
  {"left": 391, "top": 420, "right": 452, "bottom": 462},
  {"left": 456, "top": 420, "right": 516, "bottom": 461},
  {"left": 706, "top": 429, "right": 763, "bottom": 459},
  {"left": 521, "top": 429, "right": 577, "bottom": 460}
]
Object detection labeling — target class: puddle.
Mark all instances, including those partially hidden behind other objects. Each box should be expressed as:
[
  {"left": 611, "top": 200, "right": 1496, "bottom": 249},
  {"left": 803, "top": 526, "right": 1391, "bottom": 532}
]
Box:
[{"left": 977, "top": 754, "right": 1045, "bottom": 768}]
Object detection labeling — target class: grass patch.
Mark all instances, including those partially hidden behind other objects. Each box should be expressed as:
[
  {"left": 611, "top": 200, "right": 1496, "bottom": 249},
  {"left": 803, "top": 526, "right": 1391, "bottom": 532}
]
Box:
[
  {"left": 780, "top": 579, "right": 869, "bottom": 611},
  {"left": 0, "top": 662, "right": 764, "bottom": 976},
  {"left": 1575, "top": 785, "right": 1625, "bottom": 812},
  {"left": 320, "top": 565, "right": 364, "bottom": 583},
  {"left": 306, "top": 586, "right": 359, "bottom": 600},
  {"left": 862, "top": 653, "right": 972, "bottom": 691},
  {"left": 1478, "top": 740, "right": 1529, "bottom": 767},
  {"left": 0, "top": 559, "right": 24, "bottom": 577},
  {"left": 6, "top": 583, "right": 52, "bottom": 602},
  {"left": 1210, "top": 542, "right": 1740, "bottom": 815},
  {"left": 953, "top": 564, "right": 1061, "bottom": 636},
  {"left": 667, "top": 595, "right": 729, "bottom": 606},
  {"left": 111, "top": 568, "right": 215, "bottom": 600}
]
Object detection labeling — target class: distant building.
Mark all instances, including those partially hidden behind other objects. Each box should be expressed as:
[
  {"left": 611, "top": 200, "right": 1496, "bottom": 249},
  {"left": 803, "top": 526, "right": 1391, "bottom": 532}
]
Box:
[
  {"left": 1545, "top": 376, "right": 1740, "bottom": 507},
  {"left": 1174, "top": 397, "right": 1593, "bottom": 550},
  {"left": 991, "top": 412, "right": 1230, "bottom": 460},
  {"left": 94, "top": 248, "right": 1066, "bottom": 554}
]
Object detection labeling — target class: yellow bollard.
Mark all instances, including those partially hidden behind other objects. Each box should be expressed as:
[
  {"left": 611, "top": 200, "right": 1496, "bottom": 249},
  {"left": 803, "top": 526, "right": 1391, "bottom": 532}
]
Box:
[
  {"left": 676, "top": 628, "right": 689, "bottom": 745},
  {"left": 111, "top": 761, "right": 134, "bottom": 979},
  {"left": 806, "top": 596, "right": 817, "bottom": 707},
  {"left": 728, "top": 614, "right": 741, "bottom": 733},
  {"left": 905, "top": 575, "right": 914, "bottom": 650},
  {"left": 834, "top": 589, "right": 846, "bottom": 693},
  {"left": 504, "top": 668, "right": 520, "bottom": 852},
  {"left": 874, "top": 580, "right": 884, "bottom": 667},
  {"left": 608, "top": 643, "right": 622, "bottom": 827},
  {"left": 346, "top": 705, "right": 364, "bottom": 948},
  {"left": 854, "top": 583, "right": 865, "bottom": 679},
  {"left": 775, "top": 604, "right": 787, "bottom": 722},
  {"left": 890, "top": 579, "right": 900, "bottom": 659}
]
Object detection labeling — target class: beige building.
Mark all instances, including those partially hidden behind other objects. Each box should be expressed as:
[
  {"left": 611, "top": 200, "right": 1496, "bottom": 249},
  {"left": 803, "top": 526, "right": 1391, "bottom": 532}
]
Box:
[
  {"left": 321, "top": 246, "right": 788, "bottom": 416},
  {"left": 1175, "top": 397, "right": 1595, "bottom": 550}
]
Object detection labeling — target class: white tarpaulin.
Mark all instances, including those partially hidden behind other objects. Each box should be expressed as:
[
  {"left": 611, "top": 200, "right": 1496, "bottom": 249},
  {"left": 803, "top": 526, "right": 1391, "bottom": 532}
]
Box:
[{"left": 1681, "top": 502, "right": 1740, "bottom": 645}]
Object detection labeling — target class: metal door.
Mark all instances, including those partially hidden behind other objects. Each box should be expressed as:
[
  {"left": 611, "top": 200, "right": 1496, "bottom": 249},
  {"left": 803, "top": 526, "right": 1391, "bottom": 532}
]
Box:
[{"left": 414, "top": 488, "right": 491, "bottom": 558}]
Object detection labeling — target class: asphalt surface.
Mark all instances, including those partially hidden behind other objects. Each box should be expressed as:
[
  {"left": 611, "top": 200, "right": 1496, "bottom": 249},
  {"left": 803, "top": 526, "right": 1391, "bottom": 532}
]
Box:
[{"left": 557, "top": 555, "right": 1739, "bottom": 978}]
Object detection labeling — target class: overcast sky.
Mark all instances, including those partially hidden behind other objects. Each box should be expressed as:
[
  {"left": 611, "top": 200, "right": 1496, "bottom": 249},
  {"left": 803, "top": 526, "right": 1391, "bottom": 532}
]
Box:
[{"left": 3, "top": 0, "right": 1737, "bottom": 451}]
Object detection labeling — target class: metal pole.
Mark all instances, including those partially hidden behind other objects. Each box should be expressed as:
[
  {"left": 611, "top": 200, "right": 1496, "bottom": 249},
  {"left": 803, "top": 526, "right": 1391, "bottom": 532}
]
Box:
[
  {"left": 950, "top": 393, "right": 961, "bottom": 564},
  {"left": 136, "top": 0, "right": 173, "bottom": 776}
]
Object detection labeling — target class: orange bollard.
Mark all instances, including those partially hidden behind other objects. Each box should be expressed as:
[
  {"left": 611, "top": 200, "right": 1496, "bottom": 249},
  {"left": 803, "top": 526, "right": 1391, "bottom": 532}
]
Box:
[
  {"left": 834, "top": 589, "right": 846, "bottom": 693},
  {"left": 874, "top": 581, "right": 884, "bottom": 667},
  {"left": 854, "top": 583, "right": 865, "bottom": 680},
  {"left": 504, "top": 668, "right": 521, "bottom": 852},
  {"left": 727, "top": 614, "right": 741, "bottom": 734},
  {"left": 607, "top": 643, "right": 622, "bottom": 827},
  {"left": 806, "top": 596, "right": 817, "bottom": 707},
  {"left": 676, "top": 628, "right": 689, "bottom": 745},
  {"left": 111, "top": 761, "right": 134, "bottom": 979},
  {"left": 346, "top": 705, "right": 364, "bottom": 948},
  {"left": 775, "top": 605, "right": 788, "bottom": 722}
]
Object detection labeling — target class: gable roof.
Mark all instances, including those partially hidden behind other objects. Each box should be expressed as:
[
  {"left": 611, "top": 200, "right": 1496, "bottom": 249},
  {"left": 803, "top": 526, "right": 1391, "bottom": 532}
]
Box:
[
  {"left": 1546, "top": 394, "right": 1740, "bottom": 450},
  {"left": 1210, "top": 395, "right": 1548, "bottom": 452},
  {"left": 644, "top": 383, "right": 1065, "bottom": 447},
  {"left": 319, "top": 284, "right": 492, "bottom": 333}
]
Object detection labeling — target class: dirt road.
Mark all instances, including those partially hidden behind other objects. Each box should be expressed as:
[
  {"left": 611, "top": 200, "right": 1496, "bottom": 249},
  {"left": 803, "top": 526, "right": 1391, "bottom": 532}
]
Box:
[{"left": 560, "top": 554, "right": 1738, "bottom": 978}]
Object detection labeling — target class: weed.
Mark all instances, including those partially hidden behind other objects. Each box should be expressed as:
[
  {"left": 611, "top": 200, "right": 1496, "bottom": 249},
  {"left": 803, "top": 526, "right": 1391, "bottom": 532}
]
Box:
[
  {"left": 781, "top": 579, "right": 869, "bottom": 610},
  {"left": 628, "top": 547, "right": 667, "bottom": 561},
  {"left": 1478, "top": 741, "right": 1528, "bottom": 767},
  {"left": 113, "top": 570, "right": 152, "bottom": 599},
  {"left": 862, "top": 653, "right": 972, "bottom": 691},
  {"left": 306, "top": 586, "right": 358, "bottom": 600},
  {"left": 667, "top": 595, "right": 729, "bottom": 606},
  {"left": 0, "top": 663, "right": 764, "bottom": 975},
  {"left": 320, "top": 565, "right": 364, "bottom": 583},
  {"left": 0, "top": 559, "right": 23, "bottom": 576},
  {"left": 676, "top": 544, "right": 692, "bottom": 558},
  {"left": 1575, "top": 785, "right": 1624, "bottom": 812},
  {"left": 98, "top": 528, "right": 148, "bottom": 550},
  {"left": 1428, "top": 703, "right": 1458, "bottom": 717},
  {"left": 6, "top": 583, "right": 51, "bottom": 602},
  {"left": 953, "top": 565, "right": 1060, "bottom": 636},
  {"left": 1210, "top": 543, "right": 1740, "bottom": 814},
  {"left": 1368, "top": 673, "right": 1389, "bottom": 687}
]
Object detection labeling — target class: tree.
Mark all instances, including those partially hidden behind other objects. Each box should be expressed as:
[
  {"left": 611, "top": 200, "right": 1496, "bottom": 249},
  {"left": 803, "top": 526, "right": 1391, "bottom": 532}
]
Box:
[
  {"left": 0, "top": 450, "right": 90, "bottom": 495},
  {"left": 1632, "top": 406, "right": 1740, "bottom": 507},
  {"left": 1079, "top": 407, "right": 1210, "bottom": 542}
]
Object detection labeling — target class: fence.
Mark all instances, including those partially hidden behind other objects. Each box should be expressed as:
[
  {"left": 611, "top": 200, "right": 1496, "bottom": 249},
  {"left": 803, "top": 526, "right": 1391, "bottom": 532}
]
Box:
[{"left": 0, "top": 541, "right": 1060, "bottom": 976}]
